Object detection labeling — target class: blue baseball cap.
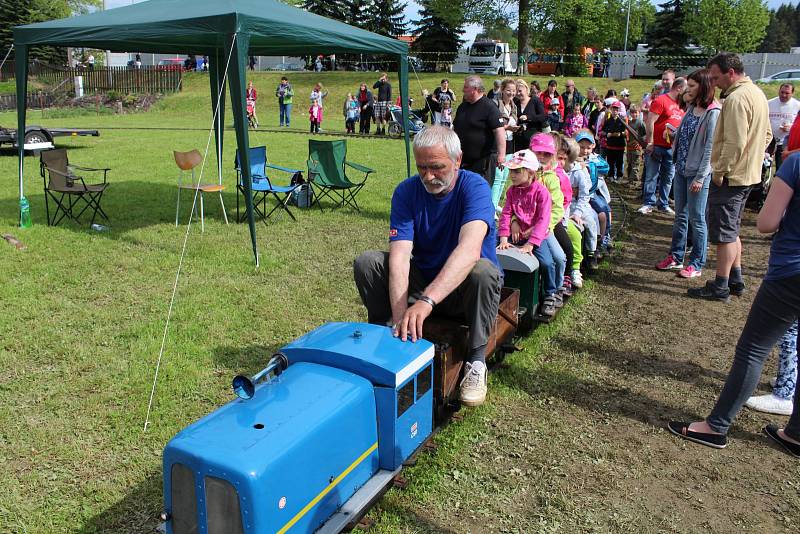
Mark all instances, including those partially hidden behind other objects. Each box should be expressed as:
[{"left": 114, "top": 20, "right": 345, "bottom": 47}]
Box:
[{"left": 575, "top": 131, "right": 595, "bottom": 144}]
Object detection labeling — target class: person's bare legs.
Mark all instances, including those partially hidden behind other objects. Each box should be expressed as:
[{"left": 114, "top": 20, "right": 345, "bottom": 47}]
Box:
[{"left": 716, "top": 238, "right": 740, "bottom": 278}]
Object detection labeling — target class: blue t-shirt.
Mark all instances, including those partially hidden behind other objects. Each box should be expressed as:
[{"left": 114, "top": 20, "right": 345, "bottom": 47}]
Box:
[
  {"left": 390, "top": 169, "right": 500, "bottom": 281},
  {"left": 767, "top": 152, "right": 800, "bottom": 281}
]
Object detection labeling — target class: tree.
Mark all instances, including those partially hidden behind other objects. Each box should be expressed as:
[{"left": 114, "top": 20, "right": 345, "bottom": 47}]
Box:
[
  {"left": 758, "top": 3, "right": 799, "bottom": 52},
  {"left": 367, "top": 0, "right": 409, "bottom": 37},
  {"left": 0, "top": 0, "right": 100, "bottom": 65},
  {"left": 685, "top": 0, "right": 769, "bottom": 53},
  {"left": 412, "top": 0, "right": 464, "bottom": 68},
  {"left": 301, "top": 0, "right": 347, "bottom": 22},
  {"left": 646, "top": 0, "right": 695, "bottom": 70},
  {"left": 344, "top": 0, "right": 370, "bottom": 29}
]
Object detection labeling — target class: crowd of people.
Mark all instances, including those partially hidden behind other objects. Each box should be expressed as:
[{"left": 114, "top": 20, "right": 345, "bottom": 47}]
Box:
[{"left": 354, "top": 51, "right": 800, "bottom": 460}]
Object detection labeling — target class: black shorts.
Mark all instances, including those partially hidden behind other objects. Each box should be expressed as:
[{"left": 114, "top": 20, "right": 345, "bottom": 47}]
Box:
[{"left": 707, "top": 180, "right": 751, "bottom": 244}]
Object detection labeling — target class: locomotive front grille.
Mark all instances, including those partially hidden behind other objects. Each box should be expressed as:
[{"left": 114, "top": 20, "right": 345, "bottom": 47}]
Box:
[
  {"left": 170, "top": 463, "right": 198, "bottom": 534},
  {"left": 170, "top": 464, "right": 244, "bottom": 534},
  {"left": 205, "top": 476, "right": 244, "bottom": 534}
]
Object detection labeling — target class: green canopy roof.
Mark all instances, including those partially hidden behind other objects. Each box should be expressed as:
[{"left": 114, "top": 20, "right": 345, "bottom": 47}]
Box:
[
  {"left": 14, "top": 0, "right": 411, "bottom": 265},
  {"left": 13, "top": 0, "right": 408, "bottom": 57}
]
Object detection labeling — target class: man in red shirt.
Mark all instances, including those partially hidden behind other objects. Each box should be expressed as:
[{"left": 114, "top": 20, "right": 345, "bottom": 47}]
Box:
[{"left": 638, "top": 77, "right": 687, "bottom": 214}]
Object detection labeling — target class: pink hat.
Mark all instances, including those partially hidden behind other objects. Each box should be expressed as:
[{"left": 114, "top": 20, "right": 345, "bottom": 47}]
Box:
[
  {"left": 506, "top": 150, "right": 540, "bottom": 172},
  {"left": 529, "top": 133, "right": 556, "bottom": 155},
  {"left": 611, "top": 101, "right": 622, "bottom": 109}
]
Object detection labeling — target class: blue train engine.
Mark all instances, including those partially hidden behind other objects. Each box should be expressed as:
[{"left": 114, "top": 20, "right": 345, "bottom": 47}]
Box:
[{"left": 161, "top": 322, "right": 434, "bottom": 534}]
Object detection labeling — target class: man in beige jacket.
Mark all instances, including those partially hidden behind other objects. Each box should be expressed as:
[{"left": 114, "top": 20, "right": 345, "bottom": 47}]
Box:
[{"left": 689, "top": 52, "right": 772, "bottom": 302}]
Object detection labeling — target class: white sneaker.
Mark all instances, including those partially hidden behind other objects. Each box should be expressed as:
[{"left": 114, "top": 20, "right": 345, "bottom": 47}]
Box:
[
  {"left": 459, "top": 361, "right": 487, "bottom": 407},
  {"left": 571, "top": 269, "right": 584, "bottom": 288},
  {"left": 659, "top": 206, "right": 676, "bottom": 215},
  {"left": 637, "top": 205, "right": 654, "bottom": 215},
  {"left": 745, "top": 393, "right": 793, "bottom": 416}
]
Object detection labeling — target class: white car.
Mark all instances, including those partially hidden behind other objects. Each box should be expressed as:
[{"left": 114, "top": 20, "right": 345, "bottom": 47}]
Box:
[{"left": 758, "top": 70, "right": 800, "bottom": 83}]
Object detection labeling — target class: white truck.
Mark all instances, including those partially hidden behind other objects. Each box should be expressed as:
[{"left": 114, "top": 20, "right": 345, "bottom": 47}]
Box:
[{"left": 468, "top": 41, "right": 516, "bottom": 76}]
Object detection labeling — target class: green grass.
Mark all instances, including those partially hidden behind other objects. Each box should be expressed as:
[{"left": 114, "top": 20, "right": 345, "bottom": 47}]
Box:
[{"left": 0, "top": 71, "right": 784, "bottom": 533}]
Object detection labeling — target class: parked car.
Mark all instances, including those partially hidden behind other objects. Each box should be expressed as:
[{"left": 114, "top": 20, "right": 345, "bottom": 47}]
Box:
[
  {"left": 269, "top": 62, "right": 304, "bottom": 71},
  {"left": 758, "top": 70, "right": 800, "bottom": 83},
  {"left": 156, "top": 58, "right": 185, "bottom": 71}
]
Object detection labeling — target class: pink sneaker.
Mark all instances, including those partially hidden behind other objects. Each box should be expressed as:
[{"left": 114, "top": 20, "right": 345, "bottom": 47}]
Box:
[
  {"left": 678, "top": 266, "right": 702, "bottom": 278},
  {"left": 655, "top": 255, "right": 682, "bottom": 271}
]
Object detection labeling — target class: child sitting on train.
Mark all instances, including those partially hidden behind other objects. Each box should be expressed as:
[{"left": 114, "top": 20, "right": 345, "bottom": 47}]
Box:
[
  {"left": 550, "top": 132, "right": 577, "bottom": 294},
  {"left": 574, "top": 129, "right": 613, "bottom": 258},
  {"left": 529, "top": 134, "right": 568, "bottom": 314},
  {"left": 555, "top": 134, "right": 591, "bottom": 287},
  {"left": 496, "top": 149, "right": 559, "bottom": 317},
  {"left": 564, "top": 136, "right": 600, "bottom": 275}
]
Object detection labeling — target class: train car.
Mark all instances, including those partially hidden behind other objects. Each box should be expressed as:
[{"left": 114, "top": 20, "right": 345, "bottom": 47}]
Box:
[{"left": 161, "top": 322, "right": 434, "bottom": 534}]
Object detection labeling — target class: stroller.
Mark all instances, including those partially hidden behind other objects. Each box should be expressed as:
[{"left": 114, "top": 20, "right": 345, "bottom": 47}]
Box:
[
  {"left": 386, "top": 105, "right": 425, "bottom": 138},
  {"left": 246, "top": 99, "right": 259, "bottom": 129},
  {"left": 746, "top": 151, "right": 775, "bottom": 211}
]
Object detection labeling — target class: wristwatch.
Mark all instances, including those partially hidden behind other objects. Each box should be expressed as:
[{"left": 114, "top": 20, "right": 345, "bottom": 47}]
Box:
[{"left": 417, "top": 295, "right": 436, "bottom": 308}]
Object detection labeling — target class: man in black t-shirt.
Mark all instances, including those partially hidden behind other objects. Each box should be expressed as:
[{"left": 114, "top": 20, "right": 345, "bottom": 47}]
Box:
[
  {"left": 453, "top": 75, "right": 506, "bottom": 185},
  {"left": 373, "top": 72, "right": 392, "bottom": 135}
]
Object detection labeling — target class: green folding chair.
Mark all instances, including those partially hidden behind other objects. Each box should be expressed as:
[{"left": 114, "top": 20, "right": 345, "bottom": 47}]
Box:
[{"left": 306, "top": 139, "right": 374, "bottom": 211}]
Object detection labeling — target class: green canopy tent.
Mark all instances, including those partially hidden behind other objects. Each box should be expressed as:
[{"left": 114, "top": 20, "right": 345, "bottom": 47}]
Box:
[{"left": 13, "top": 0, "right": 411, "bottom": 264}]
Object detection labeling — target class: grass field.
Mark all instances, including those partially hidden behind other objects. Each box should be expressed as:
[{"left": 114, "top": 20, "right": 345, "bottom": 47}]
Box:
[{"left": 0, "top": 71, "right": 788, "bottom": 533}]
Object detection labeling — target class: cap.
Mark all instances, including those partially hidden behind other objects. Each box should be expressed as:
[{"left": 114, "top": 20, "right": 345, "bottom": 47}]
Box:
[
  {"left": 611, "top": 101, "right": 622, "bottom": 109},
  {"left": 529, "top": 133, "right": 557, "bottom": 155},
  {"left": 620, "top": 88, "right": 630, "bottom": 97},
  {"left": 575, "top": 131, "right": 595, "bottom": 144},
  {"left": 505, "top": 150, "right": 540, "bottom": 172}
]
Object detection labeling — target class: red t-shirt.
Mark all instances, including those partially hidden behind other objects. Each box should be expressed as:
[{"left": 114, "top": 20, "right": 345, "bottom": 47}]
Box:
[
  {"left": 649, "top": 94, "right": 684, "bottom": 148},
  {"left": 787, "top": 113, "right": 800, "bottom": 152}
]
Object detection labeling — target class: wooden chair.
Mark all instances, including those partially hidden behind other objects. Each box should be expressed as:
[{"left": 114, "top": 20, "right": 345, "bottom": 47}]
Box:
[{"left": 174, "top": 149, "right": 228, "bottom": 232}]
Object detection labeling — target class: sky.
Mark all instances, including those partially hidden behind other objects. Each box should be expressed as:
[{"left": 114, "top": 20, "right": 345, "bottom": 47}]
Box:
[{"left": 105, "top": 0, "right": 799, "bottom": 48}]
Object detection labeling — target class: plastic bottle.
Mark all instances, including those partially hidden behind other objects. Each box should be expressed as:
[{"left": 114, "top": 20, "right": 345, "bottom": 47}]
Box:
[
  {"left": 90, "top": 223, "right": 108, "bottom": 232},
  {"left": 19, "top": 197, "right": 32, "bottom": 228}
]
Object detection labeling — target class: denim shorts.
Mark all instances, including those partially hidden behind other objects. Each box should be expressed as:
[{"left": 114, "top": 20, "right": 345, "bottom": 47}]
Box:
[{"left": 707, "top": 179, "right": 751, "bottom": 244}]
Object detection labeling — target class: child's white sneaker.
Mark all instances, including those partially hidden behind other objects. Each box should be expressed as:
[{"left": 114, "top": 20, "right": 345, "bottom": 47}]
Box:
[{"left": 571, "top": 269, "right": 583, "bottom": 288}]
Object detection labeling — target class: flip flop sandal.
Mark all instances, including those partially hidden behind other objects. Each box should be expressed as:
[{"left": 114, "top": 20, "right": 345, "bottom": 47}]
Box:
[
  {"left": 763, "top": 425, "right": 800, "bottom": 458},
  {"left": 667, "top": 421, "right": 728, "bottom": 449}
]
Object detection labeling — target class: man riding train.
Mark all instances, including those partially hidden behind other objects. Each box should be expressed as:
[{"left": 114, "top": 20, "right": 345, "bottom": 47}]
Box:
[{"left": 354, "top": 126, "right": 503, "bottom": 407}]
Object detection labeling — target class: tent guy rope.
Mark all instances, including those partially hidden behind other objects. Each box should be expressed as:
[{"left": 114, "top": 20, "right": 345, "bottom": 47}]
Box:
[{"left": 143, "top": 35, "right": 237, "bottom": 432}]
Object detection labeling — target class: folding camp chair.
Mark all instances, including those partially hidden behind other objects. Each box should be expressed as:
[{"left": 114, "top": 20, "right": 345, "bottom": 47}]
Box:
[
  {"left": 174, "top": 149, "right": 228, "bottom": 232},
  {"left": 235, "top": 146, "right": 302, "bottom": 222},
  {"left": 306, "top": 139, "right": 374, "bottom": 211},
  {"left": 40, "top": 148, "right": 110, "bottom": 227}
]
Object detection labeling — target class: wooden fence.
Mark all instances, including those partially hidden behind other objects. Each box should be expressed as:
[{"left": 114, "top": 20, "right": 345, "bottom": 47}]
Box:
[
  {"left": 1, "top": 61, "right": 183, "bottom": 94},
  {"left": 0, "top": 92, "right": 56, "bottom": 111},
  {"left": 37, "top": 66, "right": 183, "bottom": 94}
]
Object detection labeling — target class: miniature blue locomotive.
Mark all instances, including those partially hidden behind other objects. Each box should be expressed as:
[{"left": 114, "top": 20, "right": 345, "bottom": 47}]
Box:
[{"left": 162, "top": 322, "right": 434, "bottom": 534}]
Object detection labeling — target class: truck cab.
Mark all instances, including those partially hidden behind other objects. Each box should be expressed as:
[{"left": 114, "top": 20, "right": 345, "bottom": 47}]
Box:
[{"left": 468, "top": 41, "right": 516, "bottom": 76}]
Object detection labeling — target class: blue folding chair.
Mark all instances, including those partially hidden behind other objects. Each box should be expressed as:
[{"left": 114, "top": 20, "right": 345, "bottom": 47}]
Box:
[{"left": 235, "top": 146, "right": 302, "bottom": 222}]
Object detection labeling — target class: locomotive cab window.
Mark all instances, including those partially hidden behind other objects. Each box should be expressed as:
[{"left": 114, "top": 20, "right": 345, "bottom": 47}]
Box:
[
  {"left": 170, "top": 463, "right": 198, "bottom": 534},
  {"left": 397, "top": 379, "right": 415, "bottom": 417}
]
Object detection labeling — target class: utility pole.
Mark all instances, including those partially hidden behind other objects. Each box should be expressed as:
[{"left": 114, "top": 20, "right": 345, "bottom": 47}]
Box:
[{"left": 620, "top": 0, "right": 632, "bottom": 79}]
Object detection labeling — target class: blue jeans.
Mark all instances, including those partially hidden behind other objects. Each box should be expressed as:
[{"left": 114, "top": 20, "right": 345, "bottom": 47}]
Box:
[
  {"left": 775, "top": 321, "right": 798, "bottom": 400},
  {"left": 279, "top": 102, "right": 292, "bottom": 126},
  {"left": 670, "top": 171, "right": 710, "bottom": 270},
  {"left": 534, "top": 233, "right": 567, "bottom": 296},
  {"left": 642, "top": 146, "right": 675, "bottom": 209},
  {"left": 707, "top": 274, "right": 800, "bottom": 439},
  {"left": 589, "top": 192, "right": 611, "bottom": 240}
]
